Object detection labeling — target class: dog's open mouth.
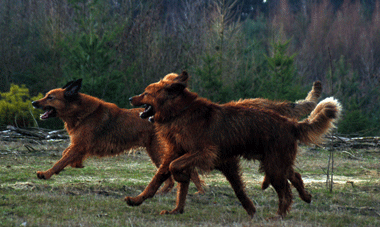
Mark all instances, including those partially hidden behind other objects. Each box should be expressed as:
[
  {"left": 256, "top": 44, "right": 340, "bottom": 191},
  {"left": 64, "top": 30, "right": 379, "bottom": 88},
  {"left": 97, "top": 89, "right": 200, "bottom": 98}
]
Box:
[
  {"left": 139, "top": 104, "right": 155, "bottom": 120},
  {"left": 40, "top": 106, "right": 57, "bottom": 120}
]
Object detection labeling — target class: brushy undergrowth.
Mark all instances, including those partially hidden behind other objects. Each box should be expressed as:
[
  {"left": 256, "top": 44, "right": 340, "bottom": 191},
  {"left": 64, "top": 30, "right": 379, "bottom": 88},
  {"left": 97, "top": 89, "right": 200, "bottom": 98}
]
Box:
[{"left": 0, "top": 141, "right": 379, "bottom": 227}]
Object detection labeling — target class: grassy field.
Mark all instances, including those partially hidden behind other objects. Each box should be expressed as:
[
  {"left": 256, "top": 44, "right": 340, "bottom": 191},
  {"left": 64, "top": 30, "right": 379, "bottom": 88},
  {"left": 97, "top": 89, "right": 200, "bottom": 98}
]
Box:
[{"left": 0, "top": 140, "right": 379, "bottom": 227}]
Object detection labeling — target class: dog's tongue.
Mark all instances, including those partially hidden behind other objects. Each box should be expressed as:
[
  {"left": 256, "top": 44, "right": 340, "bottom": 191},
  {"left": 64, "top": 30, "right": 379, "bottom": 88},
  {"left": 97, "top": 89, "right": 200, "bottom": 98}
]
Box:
[{"left": 40, "top": 110, "right": 53, "bottom": 120}]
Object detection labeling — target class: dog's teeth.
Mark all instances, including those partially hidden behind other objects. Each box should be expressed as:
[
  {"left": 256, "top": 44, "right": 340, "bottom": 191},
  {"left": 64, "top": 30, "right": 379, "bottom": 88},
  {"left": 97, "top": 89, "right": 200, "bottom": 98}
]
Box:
[
  {"left": 40, "top": 109, "right": 54, "bottom": 120},
  {"left": 40, "top": 112, "right": 49, "bottom": 120}
]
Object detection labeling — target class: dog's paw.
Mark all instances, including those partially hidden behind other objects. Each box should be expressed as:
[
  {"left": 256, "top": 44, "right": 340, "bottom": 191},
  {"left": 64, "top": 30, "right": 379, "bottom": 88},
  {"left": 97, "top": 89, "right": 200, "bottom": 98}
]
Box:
[
  {"left": 36, "top": 171, "right": 49, "bottom": 180},
  {"left": 159, "top": 210, "right": 170, "bottom": 215},
  {"left": 159, "top": 208, "right": 183, "bottom": 215},
  {"left": 124, "top": 196, "right": 143, "bottom": 206},
  {"left": 301, "top": 192, "right": 312, "bottom": 203}
]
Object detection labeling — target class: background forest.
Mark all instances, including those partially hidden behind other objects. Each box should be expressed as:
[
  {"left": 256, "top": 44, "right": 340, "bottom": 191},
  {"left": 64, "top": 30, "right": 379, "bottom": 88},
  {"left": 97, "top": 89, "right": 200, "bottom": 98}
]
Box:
[{"left": 0, "top": 0, "right": 379, "bottom": 136}]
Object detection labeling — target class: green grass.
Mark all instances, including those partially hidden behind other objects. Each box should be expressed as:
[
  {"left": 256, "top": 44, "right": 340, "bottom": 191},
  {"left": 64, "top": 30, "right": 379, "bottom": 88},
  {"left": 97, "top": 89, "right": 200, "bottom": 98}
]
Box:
[{"left": 0, "top": 141, "right": 379, "bottom": 226}]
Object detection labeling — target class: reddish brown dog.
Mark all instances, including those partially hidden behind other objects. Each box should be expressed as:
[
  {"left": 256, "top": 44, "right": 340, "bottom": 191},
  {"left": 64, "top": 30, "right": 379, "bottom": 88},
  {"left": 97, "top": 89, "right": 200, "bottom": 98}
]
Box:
[
  {"left": 127, "top": 71, "right": 341, "bottom": 218},
  {"left": 32, "top": 78, "right": 320, "bottom": 195},
  {"left": 31, "top": 79, "right": 203, "bottom": 194},
  {"left": 161, "top": 73, "right": 322, "bottom": 201}
]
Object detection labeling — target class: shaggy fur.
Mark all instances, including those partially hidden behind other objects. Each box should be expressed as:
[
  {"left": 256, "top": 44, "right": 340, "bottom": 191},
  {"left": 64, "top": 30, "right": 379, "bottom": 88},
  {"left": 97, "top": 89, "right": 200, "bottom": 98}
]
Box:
[
  {"left": 127, "top": 71, "right": 341, "bottom": 218},
  {"left": 31, "top": 79, "right": 204, "bottom": 194},
  {"left": 163, "top": 72, "right": 322, "bottom": 120},
  {"left": 32, "top": 78, "right": 320, "bottom": 196},
  {"left": 162, "top": 73, "right": 323, "bottom": 201}
]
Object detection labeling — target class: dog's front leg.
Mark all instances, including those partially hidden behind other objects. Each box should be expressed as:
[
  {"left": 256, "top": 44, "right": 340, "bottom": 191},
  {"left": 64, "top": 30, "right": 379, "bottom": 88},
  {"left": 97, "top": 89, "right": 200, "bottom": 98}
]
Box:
[
  {"left": 36, "top": 146, "right": 81, "bottom": 179},
  {"left": 125, "top": 164, "right": 171, "bottom": 206},
  {"left": 160, "top": 181, "right": 190, "bottom": 215},
  {"left": 190, "top": 169, "right": 205, "bottom": 194},
  {"left": 161, "top": 162, "right": 193, "bottom": 215}
]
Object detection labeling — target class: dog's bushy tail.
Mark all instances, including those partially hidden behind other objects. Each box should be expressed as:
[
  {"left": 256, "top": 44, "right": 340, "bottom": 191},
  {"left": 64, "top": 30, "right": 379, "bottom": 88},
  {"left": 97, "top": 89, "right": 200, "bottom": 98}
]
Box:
[
  {"left": 293, "top": 81, "right": 323, "bottom": 117},
  {"left": 296, "top": 97, "right": 342, "bottom": 145},
  {"left": 304, "top": 81, "right": 322, "bottom": 103}
]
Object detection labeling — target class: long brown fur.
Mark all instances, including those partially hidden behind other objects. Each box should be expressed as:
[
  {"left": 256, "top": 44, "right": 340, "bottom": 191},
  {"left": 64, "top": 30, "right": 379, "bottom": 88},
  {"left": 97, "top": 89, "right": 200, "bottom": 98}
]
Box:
[
  {"left": 31, "top": 79, "right": 204, "bottom": 194},
  {"left": 163, "top": 73, "right": 322, "bottom": 120},
  {"left": 127, "top": 71, "right": 341, "bottom": 218},
  {"left": 32, "top": 78, "right": 321, "bottom": 196},
  {"left": 162, "top": 73, "right": 323, "bottom": 201}
]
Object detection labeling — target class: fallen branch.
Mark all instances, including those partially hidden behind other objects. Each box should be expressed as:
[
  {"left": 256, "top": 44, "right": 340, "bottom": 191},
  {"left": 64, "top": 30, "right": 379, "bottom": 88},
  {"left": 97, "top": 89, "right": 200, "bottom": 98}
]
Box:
[
  {"left": 325, "top": 135, "right": 380, "bottom": 149},
  {"left": 340, "top": 150, "right": 363, "bottom": 160},
  {"left": 6, "top": 126, "right": 46, "bottom": 139},
  {"left": 0, "top": 126, "right": 69, "bottom": 143}
]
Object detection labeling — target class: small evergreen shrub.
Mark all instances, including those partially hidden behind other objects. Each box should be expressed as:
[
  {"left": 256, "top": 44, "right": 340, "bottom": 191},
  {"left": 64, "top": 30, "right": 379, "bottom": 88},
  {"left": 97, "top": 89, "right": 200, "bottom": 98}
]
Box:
[{"left": 0, "top": 84, "right": 43, "bottom": 128}]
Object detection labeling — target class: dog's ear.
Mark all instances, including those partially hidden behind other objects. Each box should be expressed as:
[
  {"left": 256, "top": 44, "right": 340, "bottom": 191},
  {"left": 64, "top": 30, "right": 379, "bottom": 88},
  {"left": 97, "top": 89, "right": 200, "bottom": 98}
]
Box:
[
  {"left": 64, "top": 79, "right": 82, "bottom": 101},
  {"left": 62, "top": 80, "right": 74, "bottom": 89},
  {"left": 62, "top": 78, "right": 83, "bottom": 89},
  {"left": 166, "top": 82, "right": 186, "bottom": 95},
  {"left": 174, "top": 71, "right": 189, "bottom": 84}
]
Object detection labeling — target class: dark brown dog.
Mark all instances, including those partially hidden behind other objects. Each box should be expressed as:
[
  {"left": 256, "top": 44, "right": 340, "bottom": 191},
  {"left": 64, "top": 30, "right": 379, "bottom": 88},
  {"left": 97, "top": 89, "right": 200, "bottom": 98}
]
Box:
[
  {"left": 127, "top": 71, "right": 341, "bottom": 218},
  {"left": 31, "top": 79, "right": 204, "bottom": 194}
]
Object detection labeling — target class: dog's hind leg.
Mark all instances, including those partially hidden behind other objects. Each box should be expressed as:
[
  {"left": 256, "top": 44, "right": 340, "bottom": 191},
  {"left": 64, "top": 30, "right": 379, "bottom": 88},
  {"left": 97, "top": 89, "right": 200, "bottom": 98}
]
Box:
[
  {"left": 262, "top": 170, "right": 311, "bottom": 204},
  {"left": 217, "top": 157, "right": 256, "bottom": 218},
  {"left": 287, "top": 169, "right": 312, "bottom": 203},
  {"left": 266, "top": 170, "right": 293, "bottom": 219}
]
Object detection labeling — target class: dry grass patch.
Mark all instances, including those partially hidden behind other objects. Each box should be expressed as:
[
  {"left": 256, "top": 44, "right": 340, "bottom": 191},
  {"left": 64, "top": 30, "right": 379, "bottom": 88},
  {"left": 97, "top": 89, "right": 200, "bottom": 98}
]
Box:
[{"left": 0, "top": 141, "right": 379, "bottom": 226}]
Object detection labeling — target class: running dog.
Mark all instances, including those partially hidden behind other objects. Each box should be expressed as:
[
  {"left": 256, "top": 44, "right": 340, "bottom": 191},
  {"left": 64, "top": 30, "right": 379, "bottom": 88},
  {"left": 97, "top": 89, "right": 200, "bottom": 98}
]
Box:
[{"left": 127, "top": 71, "right": 341, "bottom": 218}]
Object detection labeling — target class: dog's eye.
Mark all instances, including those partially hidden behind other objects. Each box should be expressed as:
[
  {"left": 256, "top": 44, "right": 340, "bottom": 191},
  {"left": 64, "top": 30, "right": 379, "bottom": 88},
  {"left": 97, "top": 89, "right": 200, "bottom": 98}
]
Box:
[{"left": 47, "top": 96, "right": 54, "bottom": 100}]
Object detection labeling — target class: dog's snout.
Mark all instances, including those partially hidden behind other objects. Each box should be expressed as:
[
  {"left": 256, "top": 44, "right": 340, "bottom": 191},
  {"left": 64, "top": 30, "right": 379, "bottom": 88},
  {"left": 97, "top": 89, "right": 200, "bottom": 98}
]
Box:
[{"left": 129, "top": 97, "right": 133, "bottom": 102}]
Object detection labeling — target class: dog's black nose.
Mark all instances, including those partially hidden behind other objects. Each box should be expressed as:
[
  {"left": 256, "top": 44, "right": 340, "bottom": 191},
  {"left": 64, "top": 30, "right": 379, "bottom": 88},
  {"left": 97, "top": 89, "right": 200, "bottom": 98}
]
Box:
[{"left": 129, "top": 97, "right": 133, "bottom": 102}]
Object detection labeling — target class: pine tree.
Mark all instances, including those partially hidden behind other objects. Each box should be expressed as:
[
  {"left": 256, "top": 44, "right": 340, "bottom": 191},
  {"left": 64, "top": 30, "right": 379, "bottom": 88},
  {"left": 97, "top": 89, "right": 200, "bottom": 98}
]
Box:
[
  {"left": 61, "top": 0, "right": 124, "bottom": 102},
  {"left": 193, "top": 54, "right": 230, "bottom": 102},
  {"left": 262, "top": 39, "right": 303, "bottom": 101}
]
